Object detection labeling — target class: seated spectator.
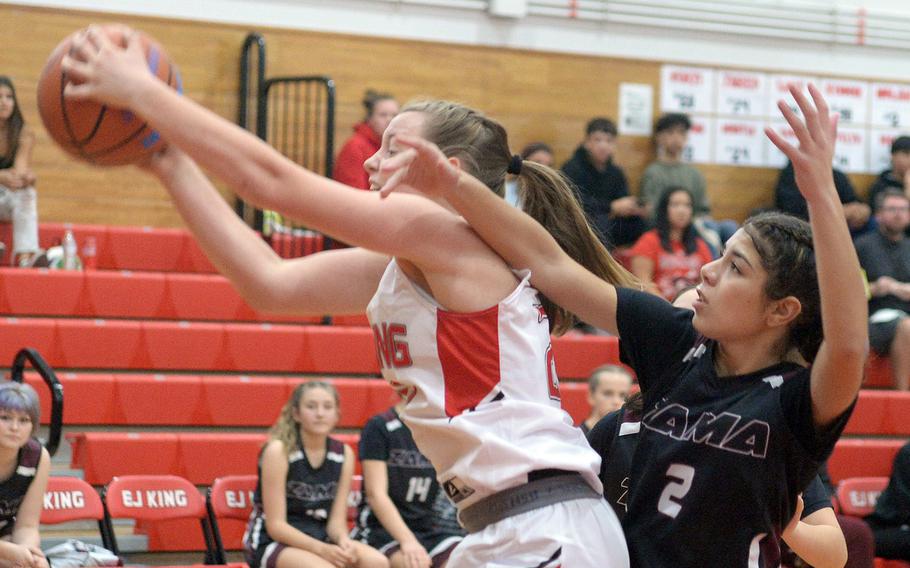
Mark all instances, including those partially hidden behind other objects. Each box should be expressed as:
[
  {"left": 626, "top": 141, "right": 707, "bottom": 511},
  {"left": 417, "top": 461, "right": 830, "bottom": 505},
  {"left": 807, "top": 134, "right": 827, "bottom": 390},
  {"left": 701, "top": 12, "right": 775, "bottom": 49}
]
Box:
[
  {"left": 628, "top": 187, "right": 712, "bottom": 301},
  {"left": 775, "top": 160, "right": 872, "bottom": 237},
  {"left": 353, "top": 403, "right": 463, "bottom": 568},
  {"left": 868, "top": 135, "right": 910, "bottom": 214},
  {"left": 865, "top": 441, "right": 910, "bottom": 561},
  {"left": 0, "top": 382, "right": 50, "bottom": 568},
  {"left": 561, "top": 118, "right": 646, "bottom": 248},
  {"left": 504, "top": 142, "right": 554, "bottom": 207},
  {"left": 0, "top": 76, "right": 43, "bottom": 267},
  {"left": 580, "top": 365, "right": 633, "bottom": 435},
  {"left": 333, "top": 90, "right": 398, "bottom": 190},
  {"left": 244, "top": 382, "right": 388, "bottom": 568},
  {"left": 855, "top": 189, "right": 910, "bottom": 391},
  {"left": 639, "top": 112, "right": 737, "bottom": 253}
]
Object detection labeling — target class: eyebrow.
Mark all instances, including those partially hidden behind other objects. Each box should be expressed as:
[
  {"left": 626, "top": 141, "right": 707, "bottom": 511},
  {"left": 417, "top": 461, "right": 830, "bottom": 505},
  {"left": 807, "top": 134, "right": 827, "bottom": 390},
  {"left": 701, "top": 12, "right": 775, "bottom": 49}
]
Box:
[{"left": 729, "top": 248, "right": 753, "bottom": 269}]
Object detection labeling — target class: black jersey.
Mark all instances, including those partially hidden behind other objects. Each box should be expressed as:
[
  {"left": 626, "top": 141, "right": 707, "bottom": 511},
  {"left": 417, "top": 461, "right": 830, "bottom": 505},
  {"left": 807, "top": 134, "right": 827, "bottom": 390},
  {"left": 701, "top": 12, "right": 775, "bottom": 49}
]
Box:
[
  {"left": 615, "top": 288, "right": 854, "bottom": 568},
  {"left": 0, "top": 438, "right": 41, "bottom": 538},
  {"left": 587, "top": 406, "right": 641, "bottom": 519},
  {"left": 244, "top": 436, "right": 346, "bottom": 552},
  {"left": 357, "top": 409, "right": 445, "bottom": 534}
]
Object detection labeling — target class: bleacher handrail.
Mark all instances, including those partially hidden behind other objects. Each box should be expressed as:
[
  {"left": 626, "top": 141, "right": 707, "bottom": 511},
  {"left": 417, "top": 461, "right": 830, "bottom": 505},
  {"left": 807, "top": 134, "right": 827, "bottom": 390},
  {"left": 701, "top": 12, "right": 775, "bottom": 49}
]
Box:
[{"left": 10, "top": 348, "right": 63, "bottom": 456}]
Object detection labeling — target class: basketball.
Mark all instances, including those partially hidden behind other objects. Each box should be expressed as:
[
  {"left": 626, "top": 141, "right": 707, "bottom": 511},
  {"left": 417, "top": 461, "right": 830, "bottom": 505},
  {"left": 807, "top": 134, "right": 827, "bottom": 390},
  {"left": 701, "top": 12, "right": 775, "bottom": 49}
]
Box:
[{"left": 36, "top": 25, "right": 181, "bottom": 166}]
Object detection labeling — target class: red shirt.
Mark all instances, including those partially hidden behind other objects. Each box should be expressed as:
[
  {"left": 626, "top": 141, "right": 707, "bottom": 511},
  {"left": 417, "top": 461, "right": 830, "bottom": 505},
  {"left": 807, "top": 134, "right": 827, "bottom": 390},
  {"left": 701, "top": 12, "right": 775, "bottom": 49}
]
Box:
[
  {"left": 630, "top": 229, "right": 712, "bottom": 301},
  {"left": 333, "top": 123, "right": 381, "bottom": 190}
]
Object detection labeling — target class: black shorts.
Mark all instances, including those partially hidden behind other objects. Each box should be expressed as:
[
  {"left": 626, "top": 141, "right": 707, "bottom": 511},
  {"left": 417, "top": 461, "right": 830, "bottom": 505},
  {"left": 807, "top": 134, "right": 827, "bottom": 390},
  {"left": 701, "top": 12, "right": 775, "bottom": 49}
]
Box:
[
  {"left": 245, "top": 541, "right": 288, "bottom": 568},
  {"left": 355, "top": 526, "right": 462, "bottom": 566},
  {"left": 870, "top": 317, "right": 903, "bottom": 355}
]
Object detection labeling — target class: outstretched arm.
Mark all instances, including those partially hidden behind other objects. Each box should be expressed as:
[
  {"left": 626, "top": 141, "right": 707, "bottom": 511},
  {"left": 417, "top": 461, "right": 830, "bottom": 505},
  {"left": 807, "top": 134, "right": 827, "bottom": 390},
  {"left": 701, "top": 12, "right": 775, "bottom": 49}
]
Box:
[
  {"left": 766, "top": 84, "right": 867, "bottom": 427},
  {"left": 146, "top": 146, "right": 387, "bottom": 315},
  {"left": 379, "top": 135, "right": 623, "bottom": 334},
  {"left": 781, "top": 496, "right": 846, "bottom": 568},
  {"left": 62, "top": 27, "right": 475, "bottom": 275}
]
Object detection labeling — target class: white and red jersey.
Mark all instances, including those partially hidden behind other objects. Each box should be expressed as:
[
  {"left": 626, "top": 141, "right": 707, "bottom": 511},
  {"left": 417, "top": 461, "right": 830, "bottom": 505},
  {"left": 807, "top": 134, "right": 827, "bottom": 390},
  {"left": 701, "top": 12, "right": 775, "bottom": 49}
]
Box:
[{"left": 366, "top": 259, "right": 602, "bottom": 510}]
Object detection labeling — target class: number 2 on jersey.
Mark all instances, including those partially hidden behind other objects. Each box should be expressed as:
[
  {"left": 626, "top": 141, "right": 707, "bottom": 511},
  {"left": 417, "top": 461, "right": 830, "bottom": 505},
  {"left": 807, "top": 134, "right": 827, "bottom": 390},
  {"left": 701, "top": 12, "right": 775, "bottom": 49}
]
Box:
[{"left": 657, "top": 464, "right": 694, "bottom": 518}]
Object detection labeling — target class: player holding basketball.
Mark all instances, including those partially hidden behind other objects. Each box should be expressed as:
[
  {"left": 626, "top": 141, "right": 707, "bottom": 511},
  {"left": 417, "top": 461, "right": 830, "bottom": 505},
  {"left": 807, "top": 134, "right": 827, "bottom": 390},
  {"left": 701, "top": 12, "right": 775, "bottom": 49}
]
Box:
[
  {"left": 378, "top": 85, "right": 866, "bottom": 566},
  {"left": 63, "top": 26, "right": 632, "bottom": 567}
]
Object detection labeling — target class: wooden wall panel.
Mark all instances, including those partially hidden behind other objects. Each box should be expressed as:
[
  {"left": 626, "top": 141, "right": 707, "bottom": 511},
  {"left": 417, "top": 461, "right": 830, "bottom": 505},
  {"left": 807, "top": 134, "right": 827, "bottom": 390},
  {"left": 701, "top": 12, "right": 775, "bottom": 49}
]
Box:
[{"left": 0, "top": 4, "right": 876, "bottom": 228}]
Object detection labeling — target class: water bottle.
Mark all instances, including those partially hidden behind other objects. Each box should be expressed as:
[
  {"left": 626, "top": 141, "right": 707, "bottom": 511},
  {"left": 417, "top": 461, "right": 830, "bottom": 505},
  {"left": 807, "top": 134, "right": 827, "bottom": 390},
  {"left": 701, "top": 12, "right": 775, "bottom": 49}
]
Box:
[
  {"left": 62, "top": 229, "right": 79, "bottom": 270},
  {"left": 82, "top": 236, "right": 97, "bottom": 270}
]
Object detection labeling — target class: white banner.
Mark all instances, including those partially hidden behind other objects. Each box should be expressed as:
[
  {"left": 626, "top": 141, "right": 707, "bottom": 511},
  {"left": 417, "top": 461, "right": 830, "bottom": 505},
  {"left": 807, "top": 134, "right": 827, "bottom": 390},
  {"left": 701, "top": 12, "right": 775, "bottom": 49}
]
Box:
[
  {"left": 871, "top": 83, "right": 910, "bottom": 129},
  {"left": 660, "top": 66, "right": 715, "bottom": 114},
  {"left": 833, "top": 127, "right": 868, "bottom": 173},
  {"left": 618, "top": 83, "right": 654, "bottom": 136},
  {"left": 716, "top": 70, "right": 768, "bottom": 118},
  {"left": 764, "top": 121, "right": 798, "bottom": 169},
  {"left": 769, "top": 75, "right": 816, "bottom": 118},
  {"left": 821, "top": 78, "right": 869, "bottom": 125},
  {"left": 683, "top": 116, "right": 714, "bottom": 164},
  {"left": 869, "top": 129, "right": 902, "bottom": 173},
  {"left": 714, "top": 119, "right": 766, "bottom": 166}
]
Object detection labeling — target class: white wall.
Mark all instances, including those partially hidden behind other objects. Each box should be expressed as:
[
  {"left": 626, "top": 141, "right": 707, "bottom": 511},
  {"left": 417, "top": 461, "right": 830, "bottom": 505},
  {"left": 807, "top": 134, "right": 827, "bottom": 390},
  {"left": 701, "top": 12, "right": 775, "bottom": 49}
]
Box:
[{"left": 6, "top": 0, "right": 910, "bottom": 81}]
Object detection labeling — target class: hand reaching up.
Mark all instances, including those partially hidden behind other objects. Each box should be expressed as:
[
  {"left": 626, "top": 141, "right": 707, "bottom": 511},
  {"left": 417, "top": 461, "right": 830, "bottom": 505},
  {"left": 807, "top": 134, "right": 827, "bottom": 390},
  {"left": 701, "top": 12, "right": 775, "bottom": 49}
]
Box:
[{"left": 765, "top": 83, "right": 838, "bottom": 205}]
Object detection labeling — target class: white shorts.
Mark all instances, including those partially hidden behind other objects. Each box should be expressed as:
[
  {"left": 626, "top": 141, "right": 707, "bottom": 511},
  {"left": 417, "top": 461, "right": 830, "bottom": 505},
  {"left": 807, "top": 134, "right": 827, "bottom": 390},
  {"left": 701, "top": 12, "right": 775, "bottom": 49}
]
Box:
[{"left": 446, "top": 497, "right": 629, "bottom": 568}]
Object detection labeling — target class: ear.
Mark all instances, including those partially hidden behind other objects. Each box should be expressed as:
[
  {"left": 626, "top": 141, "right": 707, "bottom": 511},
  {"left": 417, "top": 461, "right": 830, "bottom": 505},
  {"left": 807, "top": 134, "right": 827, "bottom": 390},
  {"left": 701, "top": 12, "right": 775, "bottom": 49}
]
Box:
[
  {"left": 766, "top": 295, "right": 802, "bottom": 329},
  {"left": 448, "top": 156, "right": 461, "bottom": 170}
]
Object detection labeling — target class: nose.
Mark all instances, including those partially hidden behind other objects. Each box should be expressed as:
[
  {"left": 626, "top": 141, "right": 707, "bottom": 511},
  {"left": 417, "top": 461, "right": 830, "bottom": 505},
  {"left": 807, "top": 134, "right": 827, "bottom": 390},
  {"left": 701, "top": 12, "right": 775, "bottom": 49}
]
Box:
[
  {"left": 363, "top": 150, "right": 380, "bottom": 176},
  {"left": 700, "top": 258, "right": 719, "bottom": 286}
]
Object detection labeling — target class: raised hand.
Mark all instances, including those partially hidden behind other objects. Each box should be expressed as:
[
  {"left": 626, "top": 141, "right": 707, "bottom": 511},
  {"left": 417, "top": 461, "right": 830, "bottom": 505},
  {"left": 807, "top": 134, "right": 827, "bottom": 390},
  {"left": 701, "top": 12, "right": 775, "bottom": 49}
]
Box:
[
  {"left": 765, "top": 83, "right": 838, "bottom": 204},
  {"left": 378, "top": 134, "right": 461, "bottom": 200},
  {"left": 61, "top": 25, "right": 156, "bottom": 109}
]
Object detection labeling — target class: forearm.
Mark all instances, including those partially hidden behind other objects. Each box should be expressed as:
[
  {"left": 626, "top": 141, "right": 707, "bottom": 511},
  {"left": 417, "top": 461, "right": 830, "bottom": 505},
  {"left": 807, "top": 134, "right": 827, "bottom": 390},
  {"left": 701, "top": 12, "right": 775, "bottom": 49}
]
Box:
[
  {"left": 153, "top": 155, "right": 287, "bottom": 311},
  {"left": 368, "top": 493, "right": 419, "bottom": 546},
  {"left": 446, "top": 172, "right": 564, "bottom": 274},
  {"left": 808, "top": 193, "right": 868, "bottom": 376},
  {"left": 326, "top": 518, "right": 350, "bottom": 544},
  {"left": 783, "top": 522, "right": 847, "bottom": 568},
  {"left": 10, "top": 526, "right": 40, "bottom": 549}
]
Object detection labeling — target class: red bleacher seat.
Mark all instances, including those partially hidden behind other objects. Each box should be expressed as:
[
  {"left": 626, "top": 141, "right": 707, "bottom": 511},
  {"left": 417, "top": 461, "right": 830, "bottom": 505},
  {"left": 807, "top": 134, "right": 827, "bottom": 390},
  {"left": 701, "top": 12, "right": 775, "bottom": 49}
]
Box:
[
  {"left": 0, "top": 317, "right": 57, "bottom": 363},
  {"left": 39, "top": 223, "right": 113, "bottom": 268},
  {"left": 845, "top": 391, "right": 910, "bottom": 436},
  {"left": 836, "top": 477, "right": 889, "bottom": 517},
  {"left": 70, "top": 432, "right": 181, "bottom": 484},
  {"left": 26, "top": 371, "right": 117, "bottom": 425},
  {"left": 178, "top": 433, "right": 266, "bottom": 485},
  {"left": 224, "top": 323, "right": 305, "bottom": 371},
  {"left": 875, "top": 560, "right": 910, "bottom": 568},
  {"left": 116, "top": 374, "right": 206, "bottom": 425},
  {"left": 204, "top": 375, "right": 286, "bottom": 427},
  {"left": 167, "top": 274, "right": 245, "bottom": 321},
  {"left": 207, "top": 475, "right": 256, "bottom": 561},
  {"left": 57, "top": 319, "right": 146, "bottom": 368},
  {"left": 330, "top": 378, "right": 397, "bottom": 428},
  {"left": 558, "top": 382, "right": 589, "bottom": 424},
  {"left": 551, "top": 335, "right": 619, "bottom": 380},
  {"left": 85, "top": 270, "right": 169, "bottom": 319},
  {"left": 179, "top": 237, "right": 218, "bottom": 274},
  {"left": 143, "top": 321, "right": 226, "bottom": 370},
  {"left": 332, "top": 314, "right": 370, "bottom": 326},
  {"left": 866, "top": 353, "right": 895, "bottom": 389},
  {"left": 0, "top": 268, "right": 86, "bottom": 316},
  {"left": 107, "top": 226, "right": 186, "bottom": 272},
  {"left": 828, "top": 439, "right": 905, "bottom": 484},
  {"left": 103, "top": 475, "right": 216, "bottom": 556}
]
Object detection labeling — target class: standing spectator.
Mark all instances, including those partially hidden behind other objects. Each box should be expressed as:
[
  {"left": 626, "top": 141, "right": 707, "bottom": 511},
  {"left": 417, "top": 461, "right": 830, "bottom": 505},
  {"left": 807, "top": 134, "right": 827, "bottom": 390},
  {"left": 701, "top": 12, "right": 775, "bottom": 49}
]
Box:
[
  {"left": 0, "top": 76, "right": 43, "bottom": 267},
  {"left": 333, "top": 90, "right": 398, "bottom": 190},
  {"left": 628, "top": 187, "right": 712, "bottom": 301},
  {"left": 865, "top": 441, "right": 910, "bottom": 561},
  {"left": 580, "top": 365, "right": 633, "bottom": 435},
  {"left": 504, "top": 142, "right": 554, "bottom": 207},
  {"left": 561, "top": 118, "right": 646, "bottom": 248},
  {"left": 855, "top": 189, "right": 910, "bottom": 391},
  {"left": 640, "top": 113, "right": 736, "bottom": 253},
  {"left": 868, "top": 135, "right": 910, "bottom": 213},
  {"left": 776, "top": 160, "right": 872, "bottom": 237},
  {"left": 354, "top": 403, "right": 463, "bottom": 568}
]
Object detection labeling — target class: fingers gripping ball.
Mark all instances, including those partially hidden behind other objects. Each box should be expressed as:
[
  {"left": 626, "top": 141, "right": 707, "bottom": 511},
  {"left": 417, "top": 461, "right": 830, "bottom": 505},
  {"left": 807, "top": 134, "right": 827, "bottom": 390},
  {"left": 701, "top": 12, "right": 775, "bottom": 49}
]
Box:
[{"left": 37, "top": 25, "right": 181, "bottom": 166}]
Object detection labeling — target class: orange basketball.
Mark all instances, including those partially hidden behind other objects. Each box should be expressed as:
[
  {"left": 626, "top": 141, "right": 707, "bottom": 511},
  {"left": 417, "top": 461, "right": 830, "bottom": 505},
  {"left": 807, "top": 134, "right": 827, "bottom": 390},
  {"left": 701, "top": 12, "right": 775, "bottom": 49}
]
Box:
[{"left": 37, "top": 25, "right": 181, "bottom": 166}]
